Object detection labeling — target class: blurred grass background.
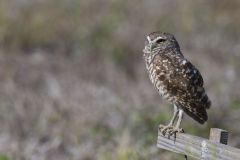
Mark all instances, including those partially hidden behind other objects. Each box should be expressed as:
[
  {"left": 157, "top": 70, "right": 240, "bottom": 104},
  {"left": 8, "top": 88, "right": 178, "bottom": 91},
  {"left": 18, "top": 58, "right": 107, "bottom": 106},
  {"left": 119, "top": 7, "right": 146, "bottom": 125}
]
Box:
[{"left": 0, "top": 0, "right": 240, "bottom": 159}]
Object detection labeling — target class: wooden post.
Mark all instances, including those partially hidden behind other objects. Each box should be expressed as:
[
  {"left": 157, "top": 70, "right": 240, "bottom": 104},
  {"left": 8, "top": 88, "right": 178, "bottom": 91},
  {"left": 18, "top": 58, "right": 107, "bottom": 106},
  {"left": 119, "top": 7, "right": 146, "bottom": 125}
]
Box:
[
  {"left": 157, "top": 128, "right": 240, "bottom": 160},
  {"left": 209, "top": 128, "right": 228, "bottom": 145}
]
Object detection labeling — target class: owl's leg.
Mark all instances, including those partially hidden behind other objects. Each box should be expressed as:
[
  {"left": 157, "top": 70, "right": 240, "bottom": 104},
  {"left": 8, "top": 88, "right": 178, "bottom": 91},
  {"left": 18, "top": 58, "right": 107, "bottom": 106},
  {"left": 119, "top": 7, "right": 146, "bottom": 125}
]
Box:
[
  {"left": 159, "top": 105, "right": 179, "bottom": 135},
  {"left": 169, "top": 109, "right": 184, "bottom": 135},
  {"left": 176, "top": 109, "right": 184, "bottom": 130},
  {"left": 168, "top": 105, "right": 179, "bottom": 126}
]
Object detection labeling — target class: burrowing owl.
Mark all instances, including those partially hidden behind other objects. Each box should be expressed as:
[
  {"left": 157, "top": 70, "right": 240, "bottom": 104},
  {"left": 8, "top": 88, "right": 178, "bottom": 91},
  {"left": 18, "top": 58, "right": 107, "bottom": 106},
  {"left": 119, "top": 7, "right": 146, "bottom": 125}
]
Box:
[{"left": 143, "top": 32, "right": 211, "bottom": 135}]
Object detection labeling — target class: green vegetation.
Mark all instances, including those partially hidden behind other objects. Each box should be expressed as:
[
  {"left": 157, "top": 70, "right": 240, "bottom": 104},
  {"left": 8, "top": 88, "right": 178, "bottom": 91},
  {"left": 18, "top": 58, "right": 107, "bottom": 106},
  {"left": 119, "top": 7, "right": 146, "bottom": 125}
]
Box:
[
  {"left": 0, "top": 154, "right": 9, "bottom": 160},
  {"left": 230, "top": 100, "right": 240, "bottom": 109}
]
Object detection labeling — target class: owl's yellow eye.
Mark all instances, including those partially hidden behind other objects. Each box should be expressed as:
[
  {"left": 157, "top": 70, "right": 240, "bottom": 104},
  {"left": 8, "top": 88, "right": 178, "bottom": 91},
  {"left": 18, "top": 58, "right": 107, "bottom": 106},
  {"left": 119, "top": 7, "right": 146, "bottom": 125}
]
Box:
[{"left": 156, "top": 38, "right": 166, "bottom": 44}]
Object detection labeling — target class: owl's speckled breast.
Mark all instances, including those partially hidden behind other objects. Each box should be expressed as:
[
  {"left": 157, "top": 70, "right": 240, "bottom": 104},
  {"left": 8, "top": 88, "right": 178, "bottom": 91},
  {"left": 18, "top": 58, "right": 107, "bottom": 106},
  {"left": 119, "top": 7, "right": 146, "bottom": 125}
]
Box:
[{"left": 145, "top": 56, "right": 173, "bottom": 101}]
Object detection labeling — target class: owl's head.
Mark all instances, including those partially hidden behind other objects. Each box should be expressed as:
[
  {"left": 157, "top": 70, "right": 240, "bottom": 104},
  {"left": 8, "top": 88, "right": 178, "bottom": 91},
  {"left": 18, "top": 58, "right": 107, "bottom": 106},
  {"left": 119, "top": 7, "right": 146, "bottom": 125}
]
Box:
[{"left": 143, "top": 32, "right": 180, "bottom": 54}]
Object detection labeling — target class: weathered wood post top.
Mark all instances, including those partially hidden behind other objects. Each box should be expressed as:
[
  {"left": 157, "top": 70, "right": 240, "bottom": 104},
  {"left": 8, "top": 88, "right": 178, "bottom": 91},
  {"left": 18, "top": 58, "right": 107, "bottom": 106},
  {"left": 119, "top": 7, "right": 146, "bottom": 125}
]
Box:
[{"left": 157, "top": 128, "right": 240, "bottom": 160}]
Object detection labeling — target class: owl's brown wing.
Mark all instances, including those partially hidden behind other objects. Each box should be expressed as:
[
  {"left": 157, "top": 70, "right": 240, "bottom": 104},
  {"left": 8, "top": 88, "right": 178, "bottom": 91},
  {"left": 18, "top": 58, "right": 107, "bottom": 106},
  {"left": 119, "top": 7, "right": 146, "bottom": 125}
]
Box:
[
  {"left": 154, "top": 54, "right": 211, "bottom": 124},
  {"left": 175, "top": 59, "right": 211, "bottom": 124}
]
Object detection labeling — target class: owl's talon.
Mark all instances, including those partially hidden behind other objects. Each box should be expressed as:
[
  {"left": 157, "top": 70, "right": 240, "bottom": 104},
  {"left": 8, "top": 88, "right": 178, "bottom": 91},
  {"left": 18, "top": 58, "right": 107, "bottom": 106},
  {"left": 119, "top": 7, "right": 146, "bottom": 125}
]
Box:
[
  {"left": 159, "top": 125, "right": 184, "bottom": 138},
  {"left": 159, "top": 125, "right": 174, "bottom": 136},
  {"left": 167, "top": 127, "right": 184, "bottom": 137},
  {"left": 158, "top": 124, "right": 165, "bottom": 130}
]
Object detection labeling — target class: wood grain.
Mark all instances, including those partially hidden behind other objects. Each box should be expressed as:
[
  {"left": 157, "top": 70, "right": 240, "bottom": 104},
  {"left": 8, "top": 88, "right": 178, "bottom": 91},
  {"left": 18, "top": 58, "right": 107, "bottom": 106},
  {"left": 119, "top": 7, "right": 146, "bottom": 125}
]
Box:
[{"left": 157, "top": 128, "right": 240, "bottom": 160}]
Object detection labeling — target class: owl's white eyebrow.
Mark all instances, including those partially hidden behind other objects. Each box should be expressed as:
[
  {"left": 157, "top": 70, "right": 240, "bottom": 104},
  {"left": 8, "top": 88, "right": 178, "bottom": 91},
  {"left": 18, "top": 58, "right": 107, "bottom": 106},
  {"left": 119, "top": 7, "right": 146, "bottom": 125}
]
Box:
[
  {"left": 153, "top": 36, "right": 164, "bottom": 42},
  {"left": 147, "top": 36, "right": 151, "bottom": 43}
]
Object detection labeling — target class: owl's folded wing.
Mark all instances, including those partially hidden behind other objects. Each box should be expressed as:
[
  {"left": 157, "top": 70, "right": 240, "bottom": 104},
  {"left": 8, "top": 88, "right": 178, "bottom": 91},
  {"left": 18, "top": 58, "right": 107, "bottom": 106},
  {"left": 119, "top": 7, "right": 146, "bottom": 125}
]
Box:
[{"left": 165, "top": 58, "right": 211, "bottom": 124}]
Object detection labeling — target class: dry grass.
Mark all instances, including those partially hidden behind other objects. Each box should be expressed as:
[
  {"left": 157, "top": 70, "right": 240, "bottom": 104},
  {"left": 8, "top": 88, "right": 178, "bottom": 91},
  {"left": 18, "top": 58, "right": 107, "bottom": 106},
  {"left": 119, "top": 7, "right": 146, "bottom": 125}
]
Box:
[{"left": 0, "top": 0, "right": 240, "bottom": 160}]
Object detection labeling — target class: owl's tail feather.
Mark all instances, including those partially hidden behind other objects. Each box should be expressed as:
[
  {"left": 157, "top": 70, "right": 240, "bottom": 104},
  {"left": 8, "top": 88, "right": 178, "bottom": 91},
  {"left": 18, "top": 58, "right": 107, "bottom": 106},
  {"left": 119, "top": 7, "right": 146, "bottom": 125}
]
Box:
[
  {"left": 176, "top": 96, "right": 211, "bottom": 124},
  {"left": 181, "top": 105, "right": 208, "bottom": 124},
  {"left": 202, "top": 93, "right": 211, "bottom": 109}
]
